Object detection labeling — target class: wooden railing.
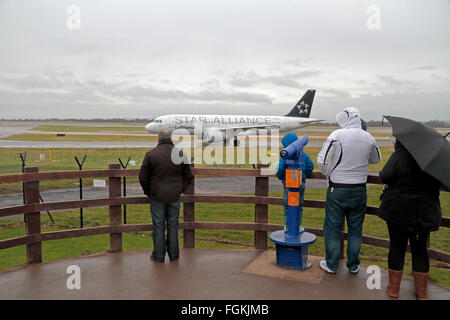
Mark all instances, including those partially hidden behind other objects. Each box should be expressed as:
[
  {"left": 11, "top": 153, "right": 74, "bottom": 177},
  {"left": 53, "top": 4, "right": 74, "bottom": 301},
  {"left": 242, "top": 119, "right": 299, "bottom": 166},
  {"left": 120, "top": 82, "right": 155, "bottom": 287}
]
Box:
[{"left": 0, "top": 164, "right": 449, "bottom": 265}]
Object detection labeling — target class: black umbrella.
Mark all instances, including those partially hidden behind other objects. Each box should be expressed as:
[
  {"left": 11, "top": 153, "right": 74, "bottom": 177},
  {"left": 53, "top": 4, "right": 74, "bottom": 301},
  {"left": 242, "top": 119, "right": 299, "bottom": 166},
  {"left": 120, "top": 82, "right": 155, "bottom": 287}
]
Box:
[{"left": 383, "top": 115, "right": 450, "bottom": 189}]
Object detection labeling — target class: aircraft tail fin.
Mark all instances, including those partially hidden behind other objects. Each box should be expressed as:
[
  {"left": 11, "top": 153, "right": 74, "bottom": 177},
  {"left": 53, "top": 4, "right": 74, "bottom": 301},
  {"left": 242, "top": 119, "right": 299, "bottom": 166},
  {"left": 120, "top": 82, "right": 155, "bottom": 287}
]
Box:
[{"left": 285, "top": 90, "right": 316, "bottom": 118}]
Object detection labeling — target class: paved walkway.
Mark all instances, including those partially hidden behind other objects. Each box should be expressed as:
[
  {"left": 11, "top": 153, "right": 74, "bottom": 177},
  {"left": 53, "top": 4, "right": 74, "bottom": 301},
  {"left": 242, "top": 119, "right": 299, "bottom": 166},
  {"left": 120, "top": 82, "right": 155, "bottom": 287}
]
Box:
[{"left": 0, "top": 249, "right": 448, "bottom": 300}]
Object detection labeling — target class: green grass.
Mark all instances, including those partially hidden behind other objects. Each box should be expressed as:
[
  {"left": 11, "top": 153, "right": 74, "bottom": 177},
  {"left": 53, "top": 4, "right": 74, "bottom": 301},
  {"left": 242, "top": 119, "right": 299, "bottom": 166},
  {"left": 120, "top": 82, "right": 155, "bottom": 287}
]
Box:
[
  {"left": 32, "top": 125, "right": 146, "bottom": 133},
  {"left": 0, "top": 148, "right": 150, "bottom": 194}
]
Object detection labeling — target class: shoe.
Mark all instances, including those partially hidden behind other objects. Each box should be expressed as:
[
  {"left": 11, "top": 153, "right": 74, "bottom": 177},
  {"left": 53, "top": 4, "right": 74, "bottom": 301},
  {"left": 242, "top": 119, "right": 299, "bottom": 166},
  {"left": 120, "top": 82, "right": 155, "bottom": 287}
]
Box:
[
  {"left": 319, "top": 260, "right": 336, "bottom": 274},
  {"left": 387, "top": 268, "right": 403, "bottom": 298},
  {"left": 150, "top": 255, "right": 164, "bottom": 263},
  {"left": 304, "top": 260, "right": 312, "bottom": 269},
  {"left": 413, "top": 271, "right": 429, "bottom": 300},
  {"left": 284, "top": 225, "right": 288, "bottom": 233},
  {"left": 349, "top": 265, "right": 359, "bottom": 274},
  {"left": 299, "top": 226, "right": 305, "bottom": 233}
]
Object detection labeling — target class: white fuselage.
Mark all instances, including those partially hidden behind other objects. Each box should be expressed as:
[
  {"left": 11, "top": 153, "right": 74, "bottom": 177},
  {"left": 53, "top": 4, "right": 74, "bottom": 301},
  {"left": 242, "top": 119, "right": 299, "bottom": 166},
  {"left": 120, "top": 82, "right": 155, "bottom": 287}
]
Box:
[{"left": 145, "top": 114, "right": 320, "bottom": 139}]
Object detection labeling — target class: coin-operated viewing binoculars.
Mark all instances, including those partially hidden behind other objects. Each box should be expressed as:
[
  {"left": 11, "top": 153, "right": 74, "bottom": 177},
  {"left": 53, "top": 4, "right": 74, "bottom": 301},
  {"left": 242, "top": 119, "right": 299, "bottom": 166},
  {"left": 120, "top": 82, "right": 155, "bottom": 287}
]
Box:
[{"left": 269, "top": 135, "right": 317, "bottom": 270}]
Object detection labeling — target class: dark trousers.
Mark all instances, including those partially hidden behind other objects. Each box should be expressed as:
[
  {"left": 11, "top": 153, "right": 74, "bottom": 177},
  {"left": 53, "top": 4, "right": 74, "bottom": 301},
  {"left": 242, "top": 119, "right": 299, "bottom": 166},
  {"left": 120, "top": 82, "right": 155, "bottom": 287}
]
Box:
[
  {"left": 150, "top": 199, "right": 180, "bottom": 262},
  {"left": 387, "top": 223, "right": 430, "bottom": 272},
  {"left": 324, "top": 186, "right": 367, "bottom": 272}
]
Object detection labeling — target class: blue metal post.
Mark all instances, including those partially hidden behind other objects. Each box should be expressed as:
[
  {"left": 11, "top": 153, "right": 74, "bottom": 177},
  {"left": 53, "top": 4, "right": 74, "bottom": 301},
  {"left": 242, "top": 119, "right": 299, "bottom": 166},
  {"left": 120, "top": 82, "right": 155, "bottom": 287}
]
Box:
[
  {"left": 286, "top": 157, "right": 303, "bottom": 238},
  {"left": 269, "top": 135, "right": 317, "bottom": 270}
]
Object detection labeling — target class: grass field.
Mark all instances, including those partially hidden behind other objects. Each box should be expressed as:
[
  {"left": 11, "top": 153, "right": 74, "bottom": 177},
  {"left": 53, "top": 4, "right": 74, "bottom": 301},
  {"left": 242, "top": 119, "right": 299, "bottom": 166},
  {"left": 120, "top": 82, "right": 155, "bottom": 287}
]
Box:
[{"left": 32, "top": 124, "right": 146, "bottom": 132}]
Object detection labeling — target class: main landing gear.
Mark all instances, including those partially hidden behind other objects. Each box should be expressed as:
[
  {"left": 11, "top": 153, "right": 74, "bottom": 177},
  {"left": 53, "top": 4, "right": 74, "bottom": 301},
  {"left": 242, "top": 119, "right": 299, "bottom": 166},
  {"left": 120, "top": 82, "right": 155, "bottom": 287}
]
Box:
[{"left": 222, "top": 138, "right": 240, "bottom": 146}]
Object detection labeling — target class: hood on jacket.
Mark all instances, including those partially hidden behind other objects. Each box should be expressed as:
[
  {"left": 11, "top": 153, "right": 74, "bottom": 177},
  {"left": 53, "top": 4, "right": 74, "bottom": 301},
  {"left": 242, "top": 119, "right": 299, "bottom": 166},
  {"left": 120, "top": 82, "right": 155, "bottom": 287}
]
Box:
[
  {"left": 361, "top": 119, "right": 367, "bottom": 131},
  {"left": 336, "top": 107, "right": 362, "bottom": 129},
  {"left": 281, "top": 132, "right": 298, "bottom": 147}
]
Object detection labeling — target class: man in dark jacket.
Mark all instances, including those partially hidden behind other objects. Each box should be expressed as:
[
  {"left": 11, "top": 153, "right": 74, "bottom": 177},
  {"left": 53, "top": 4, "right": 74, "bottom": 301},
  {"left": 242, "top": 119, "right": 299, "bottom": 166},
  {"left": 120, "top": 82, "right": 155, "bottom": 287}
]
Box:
[
  {"left": 139, "top": 130, "right": 193, "bottom": 263},
  {"left": 378, "top": 139, "right": 442, "bottom": 300}
]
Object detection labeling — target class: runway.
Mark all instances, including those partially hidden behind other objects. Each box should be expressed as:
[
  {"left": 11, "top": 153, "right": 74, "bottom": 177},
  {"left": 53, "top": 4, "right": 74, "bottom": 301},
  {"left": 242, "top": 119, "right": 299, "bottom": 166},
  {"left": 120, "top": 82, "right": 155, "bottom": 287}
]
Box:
[
  {"left": 0, "top": 139, "right": 393, "bottom": 148},
  {"left": 0, "top": 120, "right": 404, "bottom": 148}
]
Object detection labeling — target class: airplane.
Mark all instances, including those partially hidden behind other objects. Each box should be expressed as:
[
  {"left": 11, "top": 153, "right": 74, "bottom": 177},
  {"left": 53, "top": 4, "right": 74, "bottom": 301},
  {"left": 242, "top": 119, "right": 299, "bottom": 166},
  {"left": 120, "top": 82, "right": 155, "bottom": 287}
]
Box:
[{"left": 145, "top": 89, "right": 320, "bottom": 145}]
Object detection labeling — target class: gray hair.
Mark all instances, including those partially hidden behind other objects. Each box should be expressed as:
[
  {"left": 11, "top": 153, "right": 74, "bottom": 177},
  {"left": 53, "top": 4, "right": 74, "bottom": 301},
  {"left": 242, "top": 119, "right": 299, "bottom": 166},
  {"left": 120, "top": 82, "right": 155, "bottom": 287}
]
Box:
[{"left": 158, "top": 129, "right": 172, "bottom": 142}]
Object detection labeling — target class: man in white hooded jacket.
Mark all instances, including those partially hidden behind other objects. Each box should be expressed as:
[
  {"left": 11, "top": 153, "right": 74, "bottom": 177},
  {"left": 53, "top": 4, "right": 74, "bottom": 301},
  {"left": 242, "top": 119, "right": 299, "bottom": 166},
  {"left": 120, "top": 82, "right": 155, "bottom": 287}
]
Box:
[{"left": 317, "top": 107, "right": 381, "bottom": 274}]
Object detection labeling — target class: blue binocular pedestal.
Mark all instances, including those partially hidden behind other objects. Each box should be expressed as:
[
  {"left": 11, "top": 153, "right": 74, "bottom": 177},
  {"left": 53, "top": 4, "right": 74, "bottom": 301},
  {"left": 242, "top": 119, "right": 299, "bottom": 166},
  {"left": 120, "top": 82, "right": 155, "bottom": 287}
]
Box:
[
  {"left": 270, "top": 135, "right": 316, "bottom": 270},
  {"left": 269, "top": 230, "right": 316, "bottom": 270}
]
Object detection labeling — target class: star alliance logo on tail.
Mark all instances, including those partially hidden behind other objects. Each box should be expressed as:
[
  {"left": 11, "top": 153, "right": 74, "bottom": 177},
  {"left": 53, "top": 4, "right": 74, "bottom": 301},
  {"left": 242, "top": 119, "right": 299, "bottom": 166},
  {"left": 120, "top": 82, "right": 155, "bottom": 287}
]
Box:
[{"left": 297, "top": 101, "right": 309, "bottom": 115}]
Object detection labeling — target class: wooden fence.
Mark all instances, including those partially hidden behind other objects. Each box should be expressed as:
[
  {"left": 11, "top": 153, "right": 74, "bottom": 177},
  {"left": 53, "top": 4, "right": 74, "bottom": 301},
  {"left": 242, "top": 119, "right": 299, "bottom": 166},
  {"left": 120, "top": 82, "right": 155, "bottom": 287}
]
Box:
[{"left": 0, "top": 164, "right": 449, "bottom": 265}]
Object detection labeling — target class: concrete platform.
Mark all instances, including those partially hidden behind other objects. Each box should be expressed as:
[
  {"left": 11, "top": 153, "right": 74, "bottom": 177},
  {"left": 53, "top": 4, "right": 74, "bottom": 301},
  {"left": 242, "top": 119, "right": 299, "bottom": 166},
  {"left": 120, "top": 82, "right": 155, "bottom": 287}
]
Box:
[{"left": 0, "top": 249, "right": 448, "bottom": 300}]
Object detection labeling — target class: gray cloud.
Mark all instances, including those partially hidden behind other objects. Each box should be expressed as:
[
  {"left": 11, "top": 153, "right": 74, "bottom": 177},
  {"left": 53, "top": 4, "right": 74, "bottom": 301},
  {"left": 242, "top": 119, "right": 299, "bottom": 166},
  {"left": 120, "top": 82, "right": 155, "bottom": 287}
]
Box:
[
  {"left": 376, "top": 75, "right": 415, "bottom": 88},
  {"left": 318, "top": 88, "right": 352, "bottom": 99},
  {"left": 105, "top": 84, "right": 273, "bottom": 104},
  {"left": 1, "top": 86, "right": 448, "bottom": 122},
  {"left": 280, "top": 58, "right": 304, "bottom": 68},
  {"left": 229, "top": 69, "right": 321, "bottom": 88},
  {"left": 0, "top": 71, "right": 273, "bottom": 107},
  {"left": 0, "top": 0, "right": 449, "bottom": 120},
  {"left": 313, "top": 90, "right": 450, "bottom": 122},
  {"left": 409, "top": 65, "right": 437, "bottom": 71}
]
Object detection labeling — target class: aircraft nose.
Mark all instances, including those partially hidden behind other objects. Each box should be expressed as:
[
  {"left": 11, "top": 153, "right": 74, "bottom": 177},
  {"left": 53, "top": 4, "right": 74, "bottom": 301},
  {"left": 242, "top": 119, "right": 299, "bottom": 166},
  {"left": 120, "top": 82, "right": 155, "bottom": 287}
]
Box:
[{"left": 145, "top": 123, "right": 153, "bottom": 132}]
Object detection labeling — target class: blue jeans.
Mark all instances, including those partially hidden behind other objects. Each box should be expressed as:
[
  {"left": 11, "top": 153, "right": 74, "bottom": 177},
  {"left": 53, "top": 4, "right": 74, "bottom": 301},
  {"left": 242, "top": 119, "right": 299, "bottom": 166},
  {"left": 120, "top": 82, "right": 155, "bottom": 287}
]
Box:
[
  {"left": 323, "top": 186, "right": 367, "bottom": 272},
  {"left": 283, "top": 183, "right": 306, "bottom": 229},
  {"left": 150, "top": 200, "right": 180, "bottom": 262}
]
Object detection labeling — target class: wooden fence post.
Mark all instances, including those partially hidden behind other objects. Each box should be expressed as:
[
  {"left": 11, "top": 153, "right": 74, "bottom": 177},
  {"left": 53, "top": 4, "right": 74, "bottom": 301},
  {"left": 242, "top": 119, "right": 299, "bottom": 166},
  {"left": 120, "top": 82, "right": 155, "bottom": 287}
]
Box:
[
  {"left": 254, "top": 163, "right": 269, "bottom": 250},
  {"left": 108, "top": 163, "right": 122, "bottom": 252},
  {"left": 24, "top": 166, "right": 42, "bottom": 264},
  {"left": 183, "top": 164, "right": 195, "bottom": 248}
]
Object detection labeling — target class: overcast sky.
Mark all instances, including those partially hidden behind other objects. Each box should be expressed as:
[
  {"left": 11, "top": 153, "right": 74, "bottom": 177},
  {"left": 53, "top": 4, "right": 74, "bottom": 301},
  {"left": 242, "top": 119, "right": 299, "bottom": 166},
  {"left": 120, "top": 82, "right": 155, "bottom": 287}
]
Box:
[{"left": 0, "top": 0, "right": 449, "bottom": 121}]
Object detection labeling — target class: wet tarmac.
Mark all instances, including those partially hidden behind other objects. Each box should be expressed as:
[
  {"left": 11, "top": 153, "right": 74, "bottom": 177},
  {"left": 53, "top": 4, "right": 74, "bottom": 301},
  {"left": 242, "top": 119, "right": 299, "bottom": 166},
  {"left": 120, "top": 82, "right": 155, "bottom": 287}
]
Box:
[
  {"left": 0, "top": 121, "right": 39, "bottom": 138},
  {"left": 0, "top": 249, "right": 448, "bottom": 300}
]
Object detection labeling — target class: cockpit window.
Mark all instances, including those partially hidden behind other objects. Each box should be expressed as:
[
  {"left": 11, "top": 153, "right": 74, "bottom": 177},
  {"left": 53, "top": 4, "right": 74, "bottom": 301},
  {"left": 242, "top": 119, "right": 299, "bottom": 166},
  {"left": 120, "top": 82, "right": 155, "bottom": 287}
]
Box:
[{"left": 151, "top": 119, "right": 163, "bottom": 123}]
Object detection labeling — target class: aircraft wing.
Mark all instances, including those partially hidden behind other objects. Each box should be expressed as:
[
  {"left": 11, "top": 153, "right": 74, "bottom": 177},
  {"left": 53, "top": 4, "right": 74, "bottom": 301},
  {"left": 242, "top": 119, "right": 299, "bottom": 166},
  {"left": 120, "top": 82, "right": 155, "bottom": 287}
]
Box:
[{"left": 293, "top": 119, "right": 323, "bottom": 125}]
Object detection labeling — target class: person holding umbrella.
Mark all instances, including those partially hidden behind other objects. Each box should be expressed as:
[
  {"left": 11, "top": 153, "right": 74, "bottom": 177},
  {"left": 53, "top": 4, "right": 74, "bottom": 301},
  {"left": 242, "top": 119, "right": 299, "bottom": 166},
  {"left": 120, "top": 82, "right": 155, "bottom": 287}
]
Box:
[{"left": 379, "top": 116, "right": 449, "bottom": 300}]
